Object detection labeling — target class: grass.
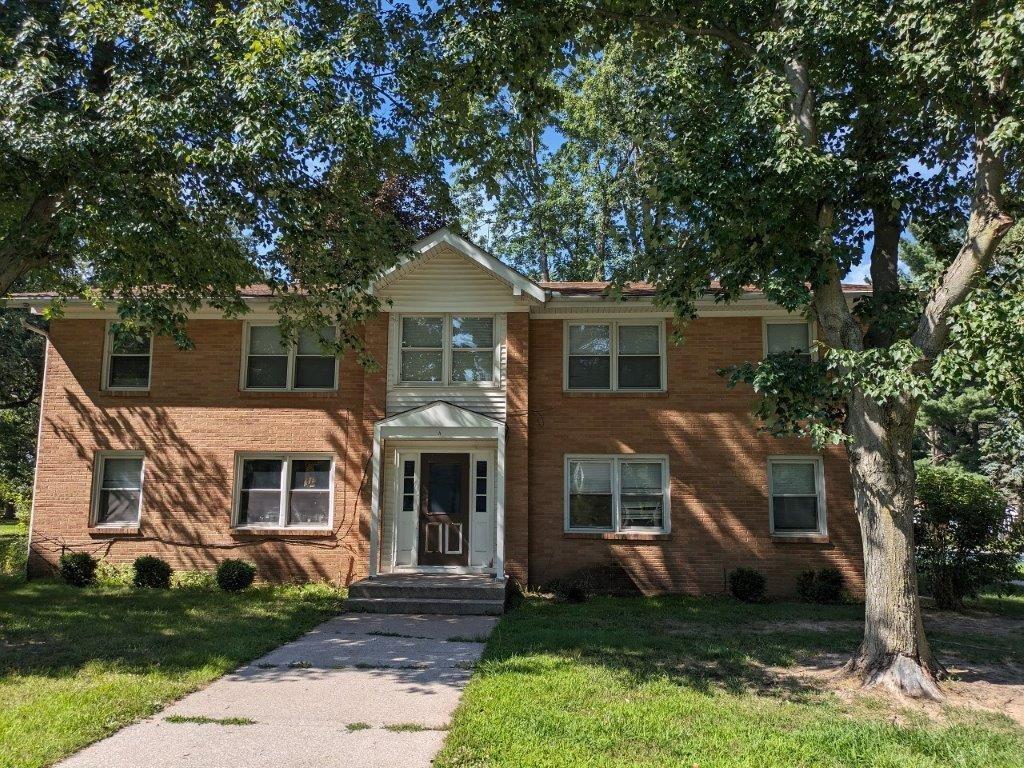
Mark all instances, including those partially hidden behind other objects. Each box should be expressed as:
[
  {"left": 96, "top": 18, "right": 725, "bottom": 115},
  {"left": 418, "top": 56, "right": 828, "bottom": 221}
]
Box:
[
  {"left": 0, "top": 579, "right": 343, "bottom": 768},
  {"left": 164, "top": 715, "right": 256, "bottom": 726},
  {"left": 0, "top": 519, "right": 26, "bottom": 537},
  {"left": 346, "top": 722, "right": 371, "bottom": 732},
  {"left": 436, "top": 595, "right": 1024, "bottom": 768}
]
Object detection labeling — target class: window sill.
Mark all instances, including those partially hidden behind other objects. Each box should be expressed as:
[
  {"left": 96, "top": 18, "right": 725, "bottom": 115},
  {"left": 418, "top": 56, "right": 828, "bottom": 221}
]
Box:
[
  {"left": 563, "top": 531, "right": 671, "bottom": 542},
  {"left": 231, "top": 527, "right": 335, "bottom": 538},
  {"left": 563, "top": 390, "right": 669, "bottom": 398},
  {"left": 238, "top": 390, "right": 338, "bottom": 398},
  {"left": 87, "top": 526, "right": 141, "bottom": 536},
  {"left": 771, "top": 534, "right": 830, "bottom": 544},
  {"left": 101, "top": 390, "right": 150, "bottom": 398}
]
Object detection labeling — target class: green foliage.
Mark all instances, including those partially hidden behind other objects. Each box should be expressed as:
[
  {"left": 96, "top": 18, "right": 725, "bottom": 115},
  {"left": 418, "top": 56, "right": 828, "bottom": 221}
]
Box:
[
  {"left": 0, "top": 530, "right": 27, "bottom": 582},
  {"left": 170, "top": 570, "right": 216, "bottom": 591},
  {"left": 915, "top": 461, "right": 1024, "bottom": 610},
  {"left": 132, "top": 555, "right": 171, "bottom": 589},
  {"left": 94, "top": 560, "right": 133, "bottom": 588},
  {"left": 58, "top": 551, "right": 97, "bottom": 587},
  {"left": 0, "top": 477, "right": 30, "bottom": 524},
  {"left": 796, "top": 568, "right": 845, "bottom": 604},
  {"left": 216, "top": 559, "right": 256, "bottom": 592},
  {"left": 2, "top": 1, "right": 452, "bottom": 357},
  {"left": 728, "top": 567, "right": 766, "bottom": 603}
]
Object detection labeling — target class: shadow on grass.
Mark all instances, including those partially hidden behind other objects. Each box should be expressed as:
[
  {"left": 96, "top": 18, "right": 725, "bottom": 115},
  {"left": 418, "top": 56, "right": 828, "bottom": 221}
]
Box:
[
  {"left": 0, "top": 580, "right": 344, "bottom": 682},
  {"left": 473, "top": 596, "right": 865, "bottom": 701}
]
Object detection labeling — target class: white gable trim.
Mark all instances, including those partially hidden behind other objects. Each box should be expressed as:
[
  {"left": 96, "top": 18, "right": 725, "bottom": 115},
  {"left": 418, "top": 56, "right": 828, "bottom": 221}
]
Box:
[{"left": 377, "top": 227, "right": 546, "bottom": 304}]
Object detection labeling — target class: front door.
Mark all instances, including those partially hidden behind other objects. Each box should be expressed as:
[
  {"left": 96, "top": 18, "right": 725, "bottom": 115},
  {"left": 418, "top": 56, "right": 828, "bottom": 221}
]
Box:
[{"left": 417, "top": 453, "right": 470, "bottom": 566}]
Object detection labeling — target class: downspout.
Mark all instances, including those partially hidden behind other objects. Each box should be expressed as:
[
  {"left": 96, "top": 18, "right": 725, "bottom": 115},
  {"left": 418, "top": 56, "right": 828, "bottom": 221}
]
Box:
[{"left": 20, "top": 313, "right": 49, "bottom": 580}]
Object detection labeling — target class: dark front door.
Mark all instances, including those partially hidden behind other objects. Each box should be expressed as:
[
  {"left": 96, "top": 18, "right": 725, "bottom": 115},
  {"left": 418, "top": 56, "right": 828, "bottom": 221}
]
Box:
[{"left": 418, "top": 453, "right": 470, "bottom": 566}]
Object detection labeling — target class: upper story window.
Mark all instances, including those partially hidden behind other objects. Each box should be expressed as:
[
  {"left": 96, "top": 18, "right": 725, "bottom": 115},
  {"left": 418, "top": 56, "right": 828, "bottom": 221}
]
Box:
[
  {"left": 104, "top": 323, "right": 152, "bottom": 390},
  {"left": 767, "top": 456, "right": 827, "bottom": 536},
  {"left": 92, "top": 452, "right": 144, "bottom": 527},
  {"left": 234, "top": 454, "right": 333, "bottom": 529},
  {"left": 399, "top": 315, "right": 496, "bottom": 385},
  {"left": 764, "top": 321, "right": 813, "bottom": 361},
  {"left": 243, "top": 324, "right": 338, "bottom": 391},
  {"left": 565, "top": 321, "right": 665, "bottom": 391},
  {"left": 565, "top": 455, "right": 670, "bottom": 533}
]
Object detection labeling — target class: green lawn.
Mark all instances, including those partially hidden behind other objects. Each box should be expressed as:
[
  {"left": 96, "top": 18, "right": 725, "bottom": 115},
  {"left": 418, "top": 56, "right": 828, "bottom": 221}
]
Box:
[
  {"left": 0, "top": 580, "right": 344, "bottom": 768},
  {"left": 0, "top": 519, "right": 26, "bottom": 537},
  {"left": 437, "top": 596, "right": 1024, "bottom": 768}
]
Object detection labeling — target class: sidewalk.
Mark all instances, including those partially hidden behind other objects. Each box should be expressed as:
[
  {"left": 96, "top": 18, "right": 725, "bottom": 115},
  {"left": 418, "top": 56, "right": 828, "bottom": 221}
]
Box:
[{"left": 59, "top": 613, "right": 498, "bottom": 768}]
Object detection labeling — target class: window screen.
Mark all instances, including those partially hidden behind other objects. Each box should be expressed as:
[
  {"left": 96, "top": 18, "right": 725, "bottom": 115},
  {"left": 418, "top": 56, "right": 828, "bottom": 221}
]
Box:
[
  {"left": 770, "top": 460, "right": 821, "bottom": 532},
  {"left": 95, "top": 456, "right": 144, "bottom": 525}
]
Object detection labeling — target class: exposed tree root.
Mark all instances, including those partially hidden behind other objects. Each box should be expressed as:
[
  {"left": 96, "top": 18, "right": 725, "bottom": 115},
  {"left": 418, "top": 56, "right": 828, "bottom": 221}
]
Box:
[{"left": 844, "top": 652, "right": 947, "bottom": 701}]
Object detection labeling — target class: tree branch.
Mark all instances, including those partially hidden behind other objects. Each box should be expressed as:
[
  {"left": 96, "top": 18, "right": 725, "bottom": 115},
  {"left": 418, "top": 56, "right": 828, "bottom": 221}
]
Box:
[{"left": 911, "top": 130, "right": 1016, "bottom": 360}]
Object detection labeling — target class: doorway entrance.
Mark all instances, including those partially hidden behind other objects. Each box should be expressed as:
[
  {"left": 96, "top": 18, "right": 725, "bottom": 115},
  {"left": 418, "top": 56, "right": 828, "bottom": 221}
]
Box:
[{"left": 417, "top": 452, "right": 470, "bottom": 566}]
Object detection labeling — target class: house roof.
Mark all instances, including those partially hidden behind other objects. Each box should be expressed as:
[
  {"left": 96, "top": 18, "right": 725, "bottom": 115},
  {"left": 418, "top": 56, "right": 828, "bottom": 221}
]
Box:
[
  {"left": 5, "top": 228, "right": 872, "bottom": 306},
  {"left": 540, "top": 280, "right": 873, "bottom": 297}
]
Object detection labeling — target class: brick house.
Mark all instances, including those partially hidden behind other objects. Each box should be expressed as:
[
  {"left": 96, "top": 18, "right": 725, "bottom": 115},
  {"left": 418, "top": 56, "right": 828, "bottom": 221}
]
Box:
[{"left": 14, "top": 228, "right": 867, "bottom": 601}]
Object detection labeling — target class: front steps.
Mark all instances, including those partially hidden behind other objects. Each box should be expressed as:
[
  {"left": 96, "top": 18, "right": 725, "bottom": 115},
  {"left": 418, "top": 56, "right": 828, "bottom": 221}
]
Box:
[{"left": 347, "top": 574, "right": 506, "bottom": 615}]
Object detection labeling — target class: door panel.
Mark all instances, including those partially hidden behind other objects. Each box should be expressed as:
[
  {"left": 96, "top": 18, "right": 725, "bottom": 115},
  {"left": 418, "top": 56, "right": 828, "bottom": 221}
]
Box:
[{"left": 418, "top": 453, "right": 470, "bottom": 566}]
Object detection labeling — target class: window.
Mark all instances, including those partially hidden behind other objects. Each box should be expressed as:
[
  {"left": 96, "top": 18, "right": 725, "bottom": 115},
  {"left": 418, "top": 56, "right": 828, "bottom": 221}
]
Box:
[
  {"left": 565, "top": 455, "right": 670, "bottom": 533},
  {"left": 243, "top": 324, "right": 337, "bottom": 390},
  {"left": 92, "top": 453, "right": 144, "bottom": 526},
  {"left": 764, "top": 321, "right": 813, "bottom": 361},
  {"left": 565, "top": 321, "right": 664, "bottom": 391},
  {"left": 768, "top": 457, "right": 827, "bottom": 536},
  {"left": 235, "top": 455, "right": 333, "bottom": 528},
  {"left": 399, "top": 315, "right": 496, "bottom": 385},
  {"left": 104, "top": 323, "right": 152, "bottom": 390}
]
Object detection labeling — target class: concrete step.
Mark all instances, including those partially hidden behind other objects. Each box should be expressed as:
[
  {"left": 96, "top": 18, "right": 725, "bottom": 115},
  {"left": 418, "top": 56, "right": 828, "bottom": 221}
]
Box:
[
  {"left": 346, "top": 596, "right": 505, "bottom": 616},
  {"left": 349, "top": 582, "right": 505, "bottom": 601}
]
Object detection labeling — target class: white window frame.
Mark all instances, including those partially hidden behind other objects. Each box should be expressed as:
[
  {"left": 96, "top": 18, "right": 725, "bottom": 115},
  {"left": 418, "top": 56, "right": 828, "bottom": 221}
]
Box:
[
  {"left": 397, "top": 314, "right": 499, "bottom": 387},
  {"left": 762, "top": 319, "right": 817, "bottom": 360},
  {"left": 232, "top": 452, "right": 335, "bottom": 530},
  {"left": 102, "top": 321, "right": 153, "bottom": 391},
  {"left": 90, "top": 451, "right": 146, "bottom": 528},
  {"left": 563, "top": 454, "right": 671, "bottom": 534},
  {"left": 240, "top": 322, "right": 339, "bottom": 392},
  {"left": 563, "top": 320, "right": 667, "bottom": 392},
  {"left": 767, "top": 455, "right": 828, "bottom": 537}
]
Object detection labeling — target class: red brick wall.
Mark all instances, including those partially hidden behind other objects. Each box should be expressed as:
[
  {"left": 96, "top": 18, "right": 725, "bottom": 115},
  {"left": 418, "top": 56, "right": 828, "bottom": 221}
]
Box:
[
  {"left": 28, "top": 315, "right": 388, "bottom": 585},
  {"left": 503, "top": 312, "right": 529, "bottom": 585},
  {"left": 526, "top": 317, "right": 864, "bottom": 597}
]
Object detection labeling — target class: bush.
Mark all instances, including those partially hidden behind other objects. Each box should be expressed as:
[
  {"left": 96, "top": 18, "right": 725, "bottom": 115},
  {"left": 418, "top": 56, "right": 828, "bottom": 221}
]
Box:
[
  {"left": 95, "top": 560, "right": 133, "bottom": 587},
  {"left": 728, "top": 567, "right": 766, "bottom": 602},
  {"left": 59, "top": 551, "right": 98, "bottom": 586},
  {"left": 133, "top": 555, "right": 172, "bottom": 589},
  {"left": 171, "top": 569, "right": 216, "bottom": 590},
  {"left": 545, "top": 565, "right": 643, "bottom": 602},
  {"left": 915, "top": 460, "right": 1024, "bottom": 611},
  {"left": 0, "top": 477, "right": 30, "bottom": 525},
  {"left": 0, "top": 533, "right": 28, "bottom": 581},
  {"left": 796, "top": 567, "right": 844, "bottom": 603},
  {"left": 216, "top": 559, "right": 255, "bottom": 592}
]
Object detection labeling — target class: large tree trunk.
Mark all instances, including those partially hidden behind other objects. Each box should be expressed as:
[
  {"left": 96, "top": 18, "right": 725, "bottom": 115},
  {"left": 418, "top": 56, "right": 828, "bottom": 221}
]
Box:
[{"left": 843, "top": 391, "right": 944, "bottom": 700}]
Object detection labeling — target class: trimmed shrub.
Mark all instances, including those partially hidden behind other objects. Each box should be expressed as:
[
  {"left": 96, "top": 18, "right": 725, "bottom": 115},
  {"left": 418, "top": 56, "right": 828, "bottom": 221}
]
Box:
[
  {"left": 59, "top": 551, "right": 98, "bottom": 586},
  {"left": 133, "top": 555, "right": 172, "bottom": 589},
  {"left": 216, "top": 559, "right": 256, "bottom": 592},
  {"left": 728, "top": 567, "right": 766, "bottom": 602},
  {"left": 915, "top": 460, "right": 1023, "bottom": 611},
  {"left": 796, "top": 567, "right": 844, "bottom": 603},
  {"left": 95, "top": 560, "right": 134, "bottom": 587},
  {"left": 171, "top": 570, "right": 216, "bottom": 590},
  {"left": 545, "top": 565, "right": 643, "bottom": 602}
]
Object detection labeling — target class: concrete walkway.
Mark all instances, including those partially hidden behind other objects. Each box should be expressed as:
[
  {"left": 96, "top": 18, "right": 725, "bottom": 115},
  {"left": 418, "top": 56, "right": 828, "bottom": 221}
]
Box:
[{"left": 60, "top": 613, "right": 499, "bottom": 768}]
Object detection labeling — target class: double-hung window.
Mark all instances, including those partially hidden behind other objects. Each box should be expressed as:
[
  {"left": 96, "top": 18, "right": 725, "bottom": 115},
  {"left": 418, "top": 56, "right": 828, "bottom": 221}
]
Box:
[
  {"left": 768, "top": 456, "right": 827, "bottom": 536},
  {"left": 243, "top": 324, "right": 338, "bottom": 390},
  {"left": 565, "top": 321, "right": 664, "bottom": 391},
  {"left": 235, "top": 454, "right": 333, "bottom": 529},
  {"left": 399, "top": 315, "right": 495, "bottom": 385},
  {"left": 764, "top": 321, "right": 813, "bottom": 361},
  {"left": 92, "top": 452, "right": 145, "bottom": 526},
  {"left": 104, "top": 323, "right": 152, "bottom": 390},
  {"left": 565, "top": 455, "right": 670, "bottom": 533}
]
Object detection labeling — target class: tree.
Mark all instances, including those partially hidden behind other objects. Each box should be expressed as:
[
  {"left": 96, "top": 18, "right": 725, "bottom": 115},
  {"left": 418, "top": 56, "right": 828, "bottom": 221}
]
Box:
[
  {"left": 430, "top": 1, "right": 1023, "bottom": 697},
  {"left": 915, "top": 461, "right": 1023, "bottom": 611},
  {"left": 1, "top": 1, "right": 450, "bottom": 353}
]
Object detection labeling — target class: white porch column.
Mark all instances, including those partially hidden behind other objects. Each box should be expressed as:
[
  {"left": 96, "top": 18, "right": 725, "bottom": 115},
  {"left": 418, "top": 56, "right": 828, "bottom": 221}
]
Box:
[{"left": 368, "top": 426, "right": 382, "bottom": 577}]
